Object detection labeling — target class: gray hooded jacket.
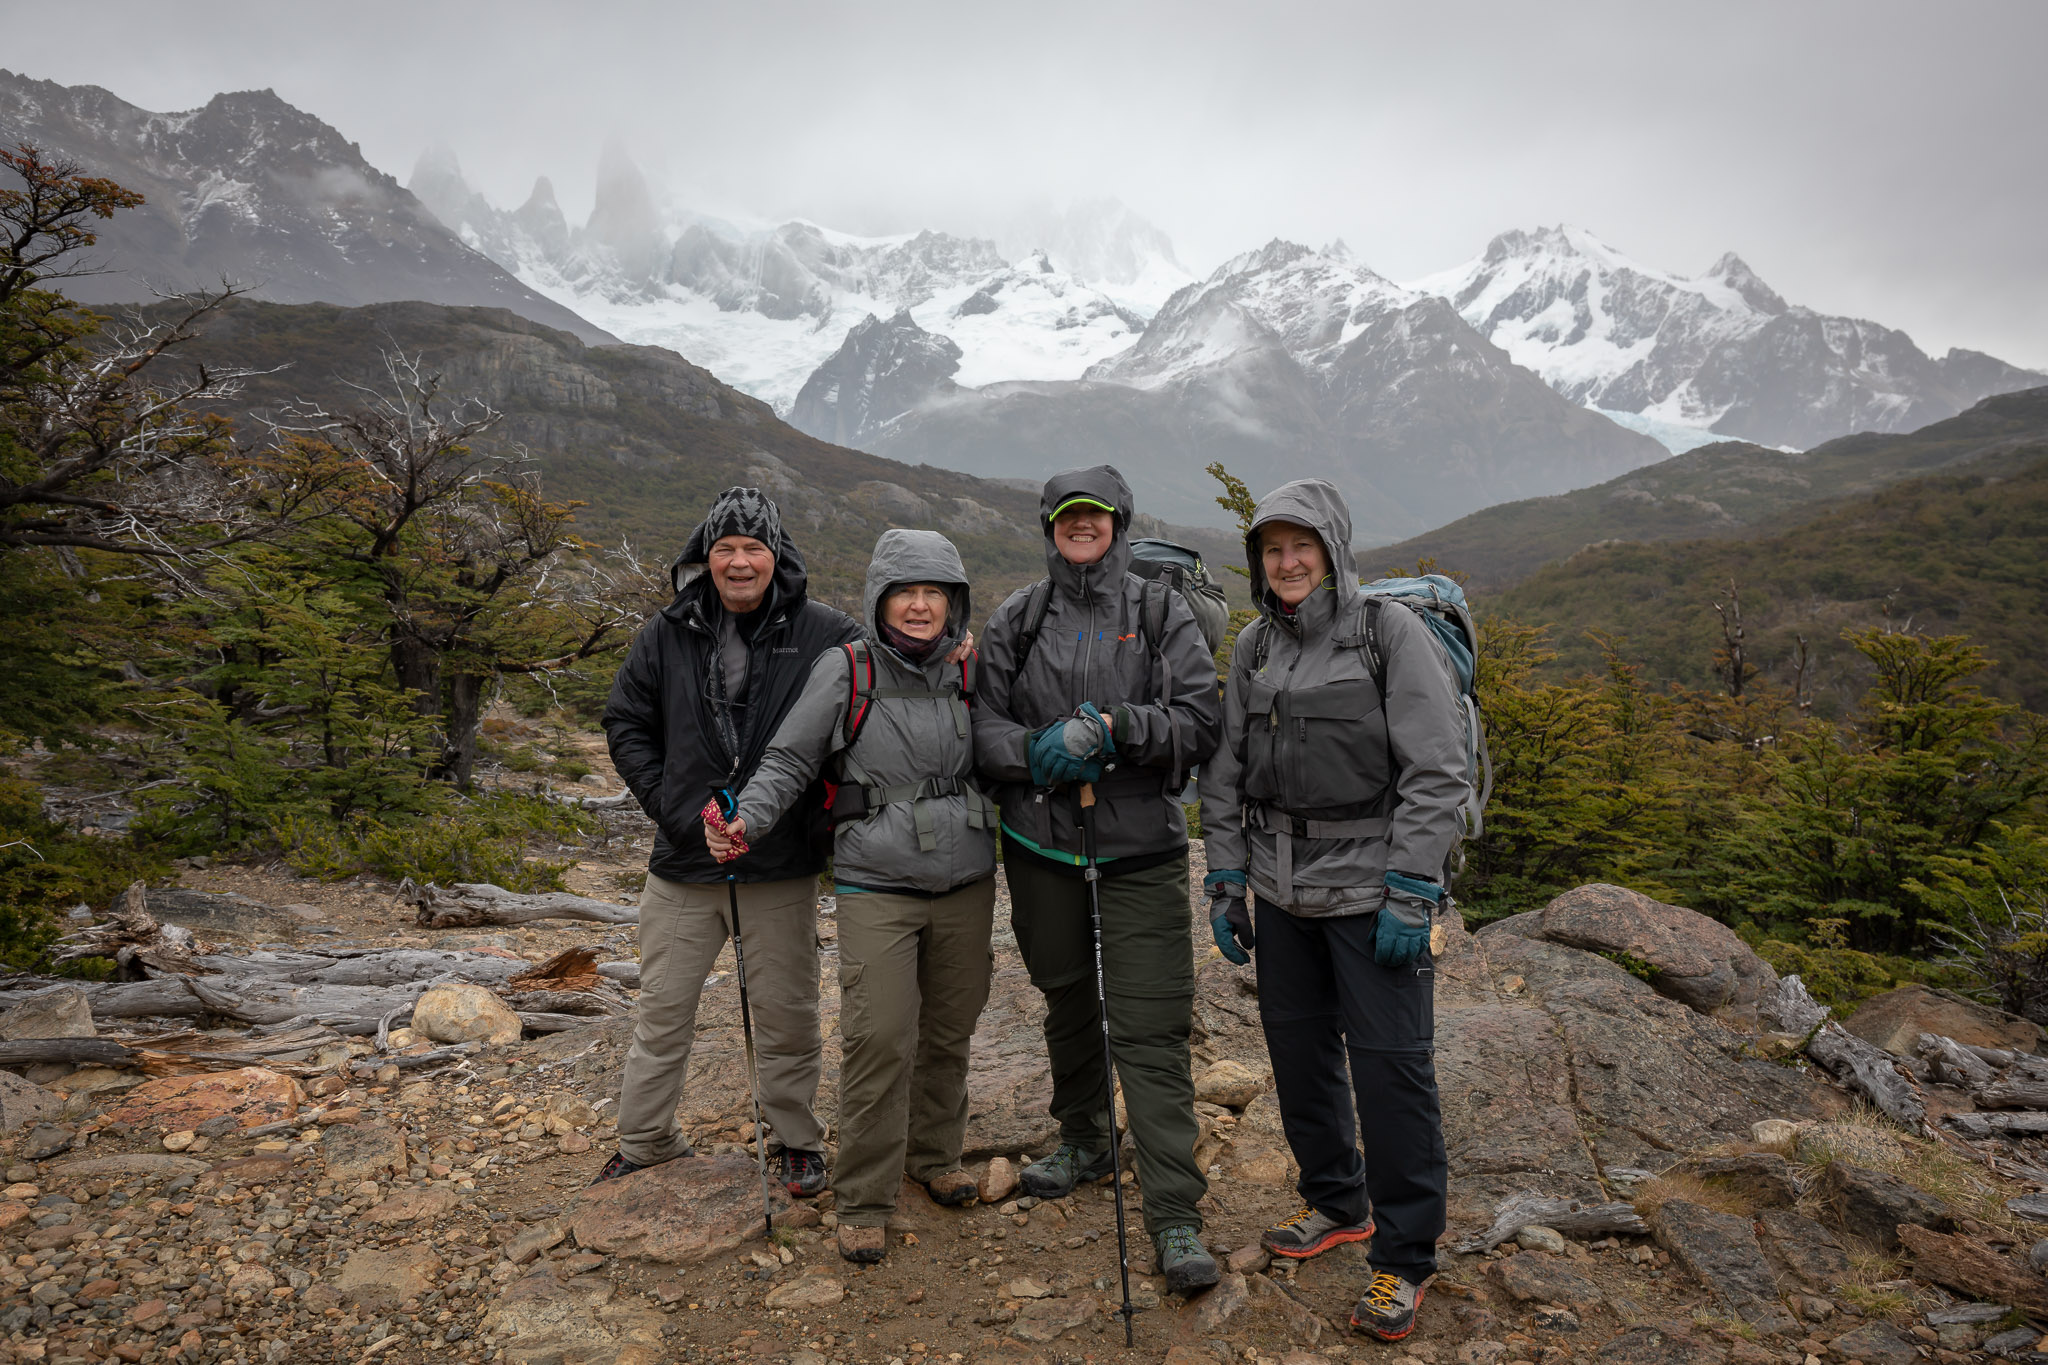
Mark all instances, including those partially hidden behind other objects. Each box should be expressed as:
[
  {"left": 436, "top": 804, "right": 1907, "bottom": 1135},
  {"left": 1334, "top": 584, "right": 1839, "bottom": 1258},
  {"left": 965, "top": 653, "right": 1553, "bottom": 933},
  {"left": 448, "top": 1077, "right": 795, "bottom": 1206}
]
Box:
[
  {"left": 733, "top": 529, "right": 996, "bottom": 896},
  {"left": 975, "top": 465, "right": 1223, "bottom": 866},
  {"left": 1199, "top": 479, "right": 1469, "bottom": 916}
]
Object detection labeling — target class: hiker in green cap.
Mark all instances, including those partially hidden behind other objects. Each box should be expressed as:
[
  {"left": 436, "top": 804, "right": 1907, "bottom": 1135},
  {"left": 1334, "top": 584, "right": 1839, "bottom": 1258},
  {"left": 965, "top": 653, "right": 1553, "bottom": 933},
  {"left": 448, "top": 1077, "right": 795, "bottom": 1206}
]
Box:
[{"left": 974, "top": 464, "right": 1225, "bottom": 1295}]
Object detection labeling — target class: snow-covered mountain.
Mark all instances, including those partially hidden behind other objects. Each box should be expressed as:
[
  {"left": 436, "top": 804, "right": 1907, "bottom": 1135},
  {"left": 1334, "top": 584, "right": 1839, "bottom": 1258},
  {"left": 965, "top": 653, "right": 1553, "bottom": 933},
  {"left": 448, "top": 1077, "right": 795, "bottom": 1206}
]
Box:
[
  {"left": 410, "top": 149, "right": 1157, "bottom": 413},
  {"left": 1413, "top": 225, "right": 2045, "bottom": 451},
  {"left": 858, "top": 240, "right": 1664, "bottom": 537},
  {"left": 0, "top": 70, "right": 611, "bottom": 343},
  {"left": 992, "top": 197, "right": 1196, "bottom": 313}
]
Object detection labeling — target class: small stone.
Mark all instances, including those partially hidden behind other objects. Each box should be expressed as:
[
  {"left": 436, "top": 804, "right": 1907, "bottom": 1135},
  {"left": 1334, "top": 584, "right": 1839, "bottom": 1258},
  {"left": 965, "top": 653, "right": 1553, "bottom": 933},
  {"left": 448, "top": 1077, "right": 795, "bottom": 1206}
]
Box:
[
  {"left": 1193, "top": 1059, "right": 1269, "bottom": 1109},
  {"left": 560, "top": 1131, "right": 592, "bottom": 1154},
  {"left": 335, "top": 1244, "right": 443, "bottom": 1310},
  {"left": 0, "top": 985, "right": 97, "bottom": 1040},
  {"left": 980, "top": 1156, "right": 1020, "bottom": 1203},
  {"left": 764, "top": 1276, "right": 845, "bottom": 1309},
  {"left": 1005, "top": 1276, "right": 1054, "bottom": 1299},
  {"left": 21, "top": 1121, "right": 72, "bottom": 1158},
  {"left": 321, "top": 1122, "right": 407, "bottom": 1181},
  {"left": 1225, "top": 1244, "right": 1271, "bottom": 1274},
  {"left": 1516, "top": 1225, "right": 1567, "bottom": 1254},
  {"left": 2031, "top": 1237, "right": 2048, "bottom": 1271},
  {"left": 1752, "top": 1119, "right": 1800, "bottom": 1147},
  {"left": 162, "top": 1130, "right": 195, "bottom": 1151},
  {"left": 0, "top": 1071, "right": 62, "bottom": 1135}
]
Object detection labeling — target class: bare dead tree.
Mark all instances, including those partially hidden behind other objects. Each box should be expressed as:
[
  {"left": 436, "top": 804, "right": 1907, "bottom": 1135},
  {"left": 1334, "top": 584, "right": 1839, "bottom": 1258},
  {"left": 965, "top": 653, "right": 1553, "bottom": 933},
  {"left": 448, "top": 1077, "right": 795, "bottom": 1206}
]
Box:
[
  {"left": 1711, "top": 579, "right": 1753, "bottom": 699},
  {"left": 1790, "top": 633, "right": 1813, "bottom": 714}
]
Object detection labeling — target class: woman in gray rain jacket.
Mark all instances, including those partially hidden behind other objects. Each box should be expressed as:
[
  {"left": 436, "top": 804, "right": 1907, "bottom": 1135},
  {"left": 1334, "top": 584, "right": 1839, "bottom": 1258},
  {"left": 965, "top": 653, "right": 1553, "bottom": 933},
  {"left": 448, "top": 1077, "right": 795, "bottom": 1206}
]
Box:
[
  {"left": 1198, "top": 479, "right": 1470, "bottom": 1342},
  {"left": 709, "top": 529, "right": 997, "bottom": 1265}
]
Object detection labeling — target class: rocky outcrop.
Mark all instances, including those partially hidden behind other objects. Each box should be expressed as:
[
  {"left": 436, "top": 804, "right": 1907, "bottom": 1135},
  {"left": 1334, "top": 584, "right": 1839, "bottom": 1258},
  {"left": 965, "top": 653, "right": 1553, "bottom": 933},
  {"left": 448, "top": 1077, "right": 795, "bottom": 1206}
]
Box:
[
  {"left": 1842, "top": 983, "right": 2040, "bottom": 1056},
  {"left": 789, "top": 311, "right": 963, "bottom": 448},
  {"left": 1534, "top": 883, "right": 1777, "bottom": 1015}
]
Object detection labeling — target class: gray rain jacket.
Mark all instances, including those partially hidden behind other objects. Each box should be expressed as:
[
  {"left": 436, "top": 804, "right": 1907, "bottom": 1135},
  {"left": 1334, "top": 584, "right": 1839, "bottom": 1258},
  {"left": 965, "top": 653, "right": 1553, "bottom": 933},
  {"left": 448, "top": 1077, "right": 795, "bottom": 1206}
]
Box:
[
  {"left": 976, "top": 465, "right": 1223, "bottom": 868},
  {"left": 1199, "top": 479, "right": 1469, "bottom": 915},
  {"left": 732, "top": 529, "right": 996, "bottom": 896}
]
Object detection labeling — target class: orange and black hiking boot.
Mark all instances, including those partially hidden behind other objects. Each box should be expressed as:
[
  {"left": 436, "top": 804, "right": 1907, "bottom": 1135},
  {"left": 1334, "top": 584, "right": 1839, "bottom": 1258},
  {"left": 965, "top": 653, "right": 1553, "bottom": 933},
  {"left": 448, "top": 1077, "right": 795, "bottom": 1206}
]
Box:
[
  {"left": 1260, "top": 1206, "right": 1375, "bottom": 1259},
  {"left": 1351, "top": 1272, "right": 1425, "bottom": 1341}
]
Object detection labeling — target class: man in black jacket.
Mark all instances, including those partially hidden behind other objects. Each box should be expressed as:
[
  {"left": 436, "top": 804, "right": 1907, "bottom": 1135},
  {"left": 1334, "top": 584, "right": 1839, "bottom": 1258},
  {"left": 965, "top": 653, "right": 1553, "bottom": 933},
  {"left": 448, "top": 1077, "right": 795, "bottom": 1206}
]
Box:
[{"left": 597, "top": 487, "right": 861, "bottom": 1193}]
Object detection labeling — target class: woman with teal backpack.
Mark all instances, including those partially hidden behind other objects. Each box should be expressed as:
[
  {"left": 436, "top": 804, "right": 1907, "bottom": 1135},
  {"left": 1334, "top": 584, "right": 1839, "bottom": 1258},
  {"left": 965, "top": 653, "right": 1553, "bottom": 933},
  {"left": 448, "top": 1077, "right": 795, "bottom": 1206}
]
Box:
[{"left": 1198, "top": 478, "right": 1473, "bottom": 1342}]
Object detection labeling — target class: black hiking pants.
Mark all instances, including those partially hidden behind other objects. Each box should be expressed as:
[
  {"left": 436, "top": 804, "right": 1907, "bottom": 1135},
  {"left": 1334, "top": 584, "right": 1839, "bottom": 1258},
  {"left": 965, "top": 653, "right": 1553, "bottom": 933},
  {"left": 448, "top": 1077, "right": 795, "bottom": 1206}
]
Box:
[{"left": 1254, "top": 899, "right": 1446, "bottom": 1282}]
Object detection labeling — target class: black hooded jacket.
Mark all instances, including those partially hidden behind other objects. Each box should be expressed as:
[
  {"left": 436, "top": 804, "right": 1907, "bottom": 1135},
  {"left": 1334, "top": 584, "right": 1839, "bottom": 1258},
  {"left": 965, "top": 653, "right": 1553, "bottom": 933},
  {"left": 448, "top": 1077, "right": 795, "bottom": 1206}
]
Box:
[{"left": 604, "top": 522, "right": 861, "bottom": 885}]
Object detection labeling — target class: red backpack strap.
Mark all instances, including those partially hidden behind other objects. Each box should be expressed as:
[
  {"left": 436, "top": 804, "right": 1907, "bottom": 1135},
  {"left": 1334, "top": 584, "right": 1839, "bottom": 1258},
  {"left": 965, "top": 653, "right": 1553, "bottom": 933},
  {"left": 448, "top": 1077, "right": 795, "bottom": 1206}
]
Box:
[
  {"left": 958, "top": 648, "right": 978, "bottom": 706},
  {"left": 843, "top": 640, "right": 878, "bottom": 747}
]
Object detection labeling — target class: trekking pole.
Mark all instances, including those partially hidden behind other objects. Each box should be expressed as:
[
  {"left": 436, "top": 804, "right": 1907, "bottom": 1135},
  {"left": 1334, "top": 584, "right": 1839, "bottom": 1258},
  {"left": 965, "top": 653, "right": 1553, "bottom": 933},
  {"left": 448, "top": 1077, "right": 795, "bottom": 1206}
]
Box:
[
  {"left": 1079, "top": 783, "right": 1137, "bottom": 1346},
  {"left": 719, "top": 794, "right": 778, "bottom": 1246}
]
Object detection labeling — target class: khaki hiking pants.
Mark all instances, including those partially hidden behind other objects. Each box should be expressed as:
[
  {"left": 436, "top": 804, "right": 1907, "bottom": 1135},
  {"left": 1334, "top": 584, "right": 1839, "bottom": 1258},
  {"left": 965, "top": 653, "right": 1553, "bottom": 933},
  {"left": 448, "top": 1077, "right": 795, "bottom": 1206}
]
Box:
[
  {"left": 832, "top": 879, "right": 997, "bottom": 1227},
  {"left": 616, "top": 872, "right": 824, "bottom": 1167}
]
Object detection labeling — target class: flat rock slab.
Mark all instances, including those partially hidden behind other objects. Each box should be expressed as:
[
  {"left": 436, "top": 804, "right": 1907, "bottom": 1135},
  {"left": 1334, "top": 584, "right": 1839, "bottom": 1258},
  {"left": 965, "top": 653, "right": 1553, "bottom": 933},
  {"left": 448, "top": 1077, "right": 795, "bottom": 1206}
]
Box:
[
  {"left": 0, "top": 1072, "right": 61, "bottom": 1136},
  {"left": 1819, "top": 1161, "right": 1954, "bottom": 1251},
  {"left": 481, "top": 1273, "right": 665, "bottom": 1365},
  {"left": 45, "top": 1154, "right": 208, "bottom": 1177},
  {"left": 1756, "top": 1207, "right": 1851, "bottom": 1291},
  {"left": 566, "top": 1152, "right": 788, "bottom": 1264},
  {"left": 1485, "top": 1251, "right": 1604, "bottom": 1312},
  {"left": 1649, "top": 1199, "right": 1797, "bottom": 1336},
  {"left": 1842, "top": 984, "right": 2039, "bottom": 1057},
  {"left": 0, "top": 985, "right": 96, "bottom": 1040},
  {"left": 1896, "top": 1224, "right": 2048, "bottom": 1316},
  {"left": 365, "top": 1187, "right": 460, "bottom": 1224},
  {"left": 1011, "top": 1293, "right": 1099, "bottom": 1342},
  {"left": 1177, "top": 1272, "right": 1324, "bottom": 1346},
  {"left": 104, "top": 1066, "right": 302, "bottom": 1133},
  {"left": 335, "top": 1244, "right": 442, "bottom": 1310},
  {"left": 764, "top": 1276, "right": 845, "bottom": 1309},
  {"left": 1675, "top": 1152, "right": 1802, "bottom": 1208},
  {"left": 1825, "top": 1321, "right": 1920, "bottom": 1365},
  {"left": 321, "top": 1123, "right": 408, "bottom": 1181},
  {"left": 1594, "top": 1325, "right": 1728, "bottom": 1364},
  {"left": 1537, "top": 883, "right": 1775, "bottom": 1014}
]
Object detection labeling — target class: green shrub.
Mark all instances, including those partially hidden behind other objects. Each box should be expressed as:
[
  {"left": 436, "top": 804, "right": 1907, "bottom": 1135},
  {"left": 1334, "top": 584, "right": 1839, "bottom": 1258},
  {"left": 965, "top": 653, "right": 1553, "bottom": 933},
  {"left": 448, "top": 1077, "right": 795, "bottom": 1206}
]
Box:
[
  {"left": 0, "top": 776, "right": 169, "bottom": 969},
  {"left": 273, "top": 792, "right": 592, "bottom": 892}
]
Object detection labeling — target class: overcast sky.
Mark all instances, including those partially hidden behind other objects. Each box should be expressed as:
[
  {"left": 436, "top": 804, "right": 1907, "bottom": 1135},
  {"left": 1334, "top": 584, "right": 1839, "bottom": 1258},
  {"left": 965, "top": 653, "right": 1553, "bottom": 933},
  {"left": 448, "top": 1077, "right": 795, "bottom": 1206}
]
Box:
[{"left": 7, "top": 0, "right": 2044, "bottom": 366}]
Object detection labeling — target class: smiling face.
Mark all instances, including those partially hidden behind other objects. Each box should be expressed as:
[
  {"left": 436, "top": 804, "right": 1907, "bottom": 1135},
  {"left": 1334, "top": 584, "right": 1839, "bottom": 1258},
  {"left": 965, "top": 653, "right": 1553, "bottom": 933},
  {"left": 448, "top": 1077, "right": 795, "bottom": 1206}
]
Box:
[
  {"left": 1051, "top": 505, "right": 1115, "bottom": 566},
  {"left": 882, "top": 583, "right": 950, "bottom": 641},
  {"left": 1259, "top": 519, "right": 1330, "bottom": 608},
  {"left": 708, "top": 534, "right": 776, "bottom": 613}
]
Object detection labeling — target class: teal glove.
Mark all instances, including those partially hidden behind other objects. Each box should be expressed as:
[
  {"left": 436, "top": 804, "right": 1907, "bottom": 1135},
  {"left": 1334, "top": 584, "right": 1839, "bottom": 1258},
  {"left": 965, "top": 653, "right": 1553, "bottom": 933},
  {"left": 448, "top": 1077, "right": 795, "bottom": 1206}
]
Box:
[
  {"left": 1028, "top": 704, "right": 1115, "bottom": 787},
  {"left": 1205, "top": 870, "right": 1251, "bottom": 964},
  {"left": 1376, "top": 870, "right": 1440, "bottom": 968}
]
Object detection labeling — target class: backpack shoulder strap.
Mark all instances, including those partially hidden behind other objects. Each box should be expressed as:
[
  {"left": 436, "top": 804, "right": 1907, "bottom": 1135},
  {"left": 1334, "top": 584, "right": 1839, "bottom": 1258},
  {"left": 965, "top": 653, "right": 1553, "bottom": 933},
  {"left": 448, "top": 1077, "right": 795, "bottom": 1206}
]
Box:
[
  {"left": 1012, "top": 578, "right": 1055, "bottom": 673},
  {"left": 958, "top": 647, "right": 978, "bottom": 704},
  {"left": 1361, "top": 596, "right": 1388, "bottom": 693},
  {"left": 1138, "top": 577, "right": 1171, "bottom": 653},
  {"left": 842, "top": 640, "right": 877, "bottom": 747}
]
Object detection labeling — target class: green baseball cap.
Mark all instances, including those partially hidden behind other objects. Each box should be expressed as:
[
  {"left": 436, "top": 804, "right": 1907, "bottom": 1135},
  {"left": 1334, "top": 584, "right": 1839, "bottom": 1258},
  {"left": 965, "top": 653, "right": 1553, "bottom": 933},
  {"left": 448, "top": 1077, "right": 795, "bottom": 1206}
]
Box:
[{"left": 1049, "top": 495, "right": 1117, "bottom": 520}]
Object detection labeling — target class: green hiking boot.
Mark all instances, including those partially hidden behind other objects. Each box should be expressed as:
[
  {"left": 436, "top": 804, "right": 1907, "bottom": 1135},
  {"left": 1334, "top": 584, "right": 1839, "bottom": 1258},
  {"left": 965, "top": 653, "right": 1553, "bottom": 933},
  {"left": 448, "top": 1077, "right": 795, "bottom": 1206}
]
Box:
[
  {"left": 1018, "top": 1143, "right": 1114, "bottom": 1200},
  {"left": 1155, "top": 1224, "right": 1219, "bottom": 1295}
]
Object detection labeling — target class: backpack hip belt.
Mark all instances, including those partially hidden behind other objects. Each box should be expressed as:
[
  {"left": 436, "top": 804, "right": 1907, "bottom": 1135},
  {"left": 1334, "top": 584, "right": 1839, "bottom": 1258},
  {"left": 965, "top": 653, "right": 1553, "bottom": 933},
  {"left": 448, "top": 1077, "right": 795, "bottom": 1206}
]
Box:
[{"left": 1242, "top": 800, "right": 1392, "bottom": 902}]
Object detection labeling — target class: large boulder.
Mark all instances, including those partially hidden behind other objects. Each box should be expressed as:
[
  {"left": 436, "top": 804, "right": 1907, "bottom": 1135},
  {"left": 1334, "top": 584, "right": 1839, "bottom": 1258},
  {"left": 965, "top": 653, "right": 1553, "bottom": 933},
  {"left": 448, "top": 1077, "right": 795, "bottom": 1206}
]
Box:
[
  {"left": 1841, "top": 984, "right": 2039, "bottom": 1057},
  {"left": 412, "top": 982, "right": 522, "bottom": 1045},
  {"left": 1536, "top": 883, "right": 1776, "bottom": 1015},
  {"left": 0, "top": 1072, "right": 61, "bottom": 1135}
]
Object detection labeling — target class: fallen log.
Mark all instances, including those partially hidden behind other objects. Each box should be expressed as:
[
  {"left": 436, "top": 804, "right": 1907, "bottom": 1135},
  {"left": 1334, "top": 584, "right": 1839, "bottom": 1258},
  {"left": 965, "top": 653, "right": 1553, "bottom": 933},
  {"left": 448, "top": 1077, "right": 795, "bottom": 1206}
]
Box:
[
  {"left": 0, "top": 1038, "right": 137, "bottom": 1068},
  {"left": 596, "top": 961, "right": 640, "bottom": 989},
  {"left": 1764, "top": 974, "right": 1929, "bottom": 1134},
  {"left": 348, "top": 1043, "right": 479, "bottom": 1077},
  {"left": 1945, "top": 1112, "right": 2048, "bottom": 1138},
  {"left": 1897, "top": 1223, "right": 2048, "bottom": 1315},
  {"left": 515, "top": 1012, "right": 607, "bottom": 1033},
  {"left": 499, "top": 989, "right": 628, "bottom": 1017},
  {"left": 50, "top": 881, "right": 213, "bottom": 976},
  {"left": 1974, "top": 1077, "right": 2048, "bottom": 1111},
  {"left": 190, "top": 948, "right": 529, "bottom": 988},
  {"left": 1452, "top": 1192, "right": 1649, "bottom": 1253},
  {"left": 407, "top": 881, "right": 639, "bottom": 929},
  {"left": 1918, "top": 1033, "right": 1997, "bottom": 1089}
]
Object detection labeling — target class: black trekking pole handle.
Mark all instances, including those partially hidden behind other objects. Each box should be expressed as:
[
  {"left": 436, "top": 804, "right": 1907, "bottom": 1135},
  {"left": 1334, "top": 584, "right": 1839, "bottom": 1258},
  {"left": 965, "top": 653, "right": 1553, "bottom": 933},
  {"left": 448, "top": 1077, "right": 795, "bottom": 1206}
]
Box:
[{"left": 1080, "top": 783, "right": 1137, "bottom": 1346}]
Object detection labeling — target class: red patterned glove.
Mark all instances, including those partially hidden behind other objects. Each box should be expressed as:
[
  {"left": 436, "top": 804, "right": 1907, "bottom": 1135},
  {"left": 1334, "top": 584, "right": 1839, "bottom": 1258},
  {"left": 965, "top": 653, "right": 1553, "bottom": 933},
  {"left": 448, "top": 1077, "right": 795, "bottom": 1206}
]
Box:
[{"left": 701, "top": 798, "right": 751, "bottom": 860}]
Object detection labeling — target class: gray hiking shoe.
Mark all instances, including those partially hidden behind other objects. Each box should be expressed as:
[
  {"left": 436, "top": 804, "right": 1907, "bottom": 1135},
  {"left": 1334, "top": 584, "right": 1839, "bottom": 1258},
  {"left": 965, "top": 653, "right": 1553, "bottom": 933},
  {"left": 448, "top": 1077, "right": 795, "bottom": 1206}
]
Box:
[
  {"left": 1155, "top": 1224, "right": 1220, "bottom": 1295},
  {"left": 1261, "top": 1206, "right": 1375, "bottom": 1259},
  {"left": 1019, "top": 1143, "right": 1114, "bottom": 1200},
  {"left": 1351, "top": 1273, "right": 1426, "bottom": 1341}
]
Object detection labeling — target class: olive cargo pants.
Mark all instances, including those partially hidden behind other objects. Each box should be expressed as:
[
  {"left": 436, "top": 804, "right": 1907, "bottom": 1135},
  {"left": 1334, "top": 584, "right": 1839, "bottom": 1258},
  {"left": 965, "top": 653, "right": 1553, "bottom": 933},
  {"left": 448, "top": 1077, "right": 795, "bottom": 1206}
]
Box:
[
  {"left": 831, "top": 879, "right": 997, "bottom": 1227},
  {"left": 1003, "top": 841, "right": 1205, "bottom": 1236}
]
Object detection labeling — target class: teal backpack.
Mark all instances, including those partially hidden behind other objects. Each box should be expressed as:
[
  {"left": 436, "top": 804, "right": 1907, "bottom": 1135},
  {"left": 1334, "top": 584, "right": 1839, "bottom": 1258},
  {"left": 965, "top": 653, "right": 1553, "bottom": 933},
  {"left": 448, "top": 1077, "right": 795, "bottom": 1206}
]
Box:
[{"left": 1357, "top": 574, "right": 1493, "bottom": 842}]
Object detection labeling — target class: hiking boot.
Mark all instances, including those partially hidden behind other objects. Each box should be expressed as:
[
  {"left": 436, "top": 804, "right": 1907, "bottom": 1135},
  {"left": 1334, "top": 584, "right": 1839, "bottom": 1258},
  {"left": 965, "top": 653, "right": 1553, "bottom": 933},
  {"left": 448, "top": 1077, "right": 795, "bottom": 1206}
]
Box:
[
  {"left": 1155, "top": 1224, "right": 1220, "bottom": 1295},
  {"left": 1019, "top": 1144, "right": 1115, "bottom": 1200},
  {"left": 925, "top": 1169, "right": 979, "bottom": 1207},
  {"left": 777, "top": 1148, "right": 829, "bottom": 1198},
  {"left": 837, "top": 1224, "right": 886, "bottom": 1264},
  {"left": 588, "top": 1151, "right": 648, "bottom": 1185},
  {"left": 1261, "top": 1207, "right": 1375, "bottom": 1260},
  {"left": 1351, "top": 1273, "right": 1426, "bottom": 1341}
]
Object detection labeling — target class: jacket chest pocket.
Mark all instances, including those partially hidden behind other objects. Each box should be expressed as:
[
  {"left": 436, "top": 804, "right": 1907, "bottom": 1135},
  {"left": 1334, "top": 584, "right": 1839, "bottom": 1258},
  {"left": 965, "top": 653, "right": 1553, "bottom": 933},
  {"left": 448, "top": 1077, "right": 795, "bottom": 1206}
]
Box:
[{"left": 1247, "top": 676, "right": 1391, "bottom": 815}]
